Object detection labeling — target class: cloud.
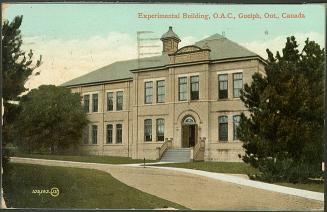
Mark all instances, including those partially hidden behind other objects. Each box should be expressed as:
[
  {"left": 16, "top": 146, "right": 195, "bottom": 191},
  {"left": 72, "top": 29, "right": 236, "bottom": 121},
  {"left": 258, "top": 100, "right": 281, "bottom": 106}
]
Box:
[
  {"left": 22, "top": 32, "right": 138, "bottom": 89},
  {"left": 240, "top": 31, "right": 325, "bottom": 59},
  {"left": 22, "top": 31, "right": 324, "bottom": 90},
  {"left": 22, "top": 33, "right": 200, "bottom": 90}
]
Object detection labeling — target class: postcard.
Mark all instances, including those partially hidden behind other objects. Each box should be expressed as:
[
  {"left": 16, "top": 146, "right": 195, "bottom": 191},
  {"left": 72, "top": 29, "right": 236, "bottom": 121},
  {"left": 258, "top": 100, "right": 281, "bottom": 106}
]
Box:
[{"left": 1, "top": 2, "right": 325, "bottom": 211}]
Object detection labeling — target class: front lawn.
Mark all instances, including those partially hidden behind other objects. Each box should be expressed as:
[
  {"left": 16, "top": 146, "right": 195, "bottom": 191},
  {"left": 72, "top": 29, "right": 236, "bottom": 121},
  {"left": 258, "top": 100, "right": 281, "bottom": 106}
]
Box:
[
  {"left": 14, "top": 153, "right": 156, "bottom": 164},
  {"left": 3, "top": 163, "right": 186, "bottom": 209},
  {"left": 154, "top": 161, "right": 260, "bottom": 175},
  {"left": 275, "top": 182, "right": 323, "bottom": 193},
  {"left": 153, "top": 161, "right": 324, "bottom": 193}
]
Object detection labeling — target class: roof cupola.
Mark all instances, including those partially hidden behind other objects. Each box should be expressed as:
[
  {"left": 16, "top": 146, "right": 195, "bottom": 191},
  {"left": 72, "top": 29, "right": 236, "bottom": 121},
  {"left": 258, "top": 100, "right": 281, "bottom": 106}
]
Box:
[{"left": 160, "top": 26, "right": 181, "bottom": 54}]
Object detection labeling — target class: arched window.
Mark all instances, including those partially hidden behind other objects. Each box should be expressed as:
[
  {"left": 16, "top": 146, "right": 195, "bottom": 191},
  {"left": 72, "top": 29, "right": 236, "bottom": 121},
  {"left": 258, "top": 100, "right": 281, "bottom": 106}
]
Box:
[{"left": 183, "top": 116, "right": 196, "bottom": 125}]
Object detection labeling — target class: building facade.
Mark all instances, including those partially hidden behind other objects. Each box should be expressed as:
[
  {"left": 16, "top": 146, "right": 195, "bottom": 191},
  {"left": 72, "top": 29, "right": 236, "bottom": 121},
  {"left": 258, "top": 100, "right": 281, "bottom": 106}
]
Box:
[{"left": 63, "top": 27, "right": 266, "bottom": 162}]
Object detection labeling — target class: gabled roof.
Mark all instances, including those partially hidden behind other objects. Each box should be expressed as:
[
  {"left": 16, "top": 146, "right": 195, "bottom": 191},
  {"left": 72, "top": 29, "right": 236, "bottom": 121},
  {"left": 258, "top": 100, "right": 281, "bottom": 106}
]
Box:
[
  {"left": 61, "top": 55, "right": 170, "bottom": 87},
  {"left": 195, "top": 34, "right": 257, "bottom": 59},
  {"left": 62, "top": 33, "right": 259, "bottom": 87}
]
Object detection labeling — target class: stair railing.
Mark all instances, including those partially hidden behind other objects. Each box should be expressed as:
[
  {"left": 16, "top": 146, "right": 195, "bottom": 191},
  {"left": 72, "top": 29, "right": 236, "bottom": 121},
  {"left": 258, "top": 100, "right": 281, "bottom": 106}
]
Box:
[
  {"left": 193, "top": 137, "right": 205, "bottom": 161},
  {"left": 157, "top": 138, "right": 172, "bottom": 160}
]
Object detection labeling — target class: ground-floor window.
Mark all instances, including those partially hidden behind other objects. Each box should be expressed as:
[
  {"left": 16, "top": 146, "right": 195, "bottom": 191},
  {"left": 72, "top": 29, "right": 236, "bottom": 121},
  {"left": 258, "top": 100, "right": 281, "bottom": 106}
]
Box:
[
  {"left": 233, "top": 115, "right": 241, "bottom": 140},
  {"left": 144, "top": 119, "right": 152, "bottom": 142},
  {"left": 91, "top": 125, "right": 98, "bottom": 144},
  {"left": 156, "top": 118, "right": 164, "bottom": 142},
  {"left": 218, "top": 116, "right": 228, "bottom": 142},
  {"left": 116, "top": 124, "right": 122, "bottom": 144},
  {"left": 106, "top": 124, "right": 113, "bottom": 144},
  {"left": 82, "top": 126, "right": 89, "bottom": 144}
]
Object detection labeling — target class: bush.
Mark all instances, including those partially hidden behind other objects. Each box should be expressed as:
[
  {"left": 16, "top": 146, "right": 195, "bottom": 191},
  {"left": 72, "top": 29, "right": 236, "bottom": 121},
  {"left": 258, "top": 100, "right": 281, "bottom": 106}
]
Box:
[{"left": 252, "top": 157, "right": 322, "bottom": 183}]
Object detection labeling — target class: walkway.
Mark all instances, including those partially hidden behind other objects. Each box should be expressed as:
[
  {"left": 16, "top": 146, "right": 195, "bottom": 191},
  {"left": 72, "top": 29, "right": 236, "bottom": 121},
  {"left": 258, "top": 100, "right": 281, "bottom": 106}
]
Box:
[{"left": 10, "top": 157, "right": 324, "bottom": 210}]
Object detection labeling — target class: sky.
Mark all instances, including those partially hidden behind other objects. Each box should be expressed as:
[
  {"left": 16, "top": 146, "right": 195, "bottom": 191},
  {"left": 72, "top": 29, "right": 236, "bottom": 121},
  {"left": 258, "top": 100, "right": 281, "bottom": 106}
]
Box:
[{"left": 3, "top": 3, "right": 326, "bottom": 90}]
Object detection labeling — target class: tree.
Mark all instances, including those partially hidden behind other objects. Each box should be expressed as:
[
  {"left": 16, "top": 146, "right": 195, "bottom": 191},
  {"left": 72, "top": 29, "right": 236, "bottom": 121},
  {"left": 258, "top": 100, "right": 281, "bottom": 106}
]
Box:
[
  {"left": 14, "top": 85, "right": 89, "bottom": 154},
  {"left": 2, "top": 16, "right": 41, "bottom": 171},
  {"left": 238, "top": 36, "right": 325, "bottom": 183}
]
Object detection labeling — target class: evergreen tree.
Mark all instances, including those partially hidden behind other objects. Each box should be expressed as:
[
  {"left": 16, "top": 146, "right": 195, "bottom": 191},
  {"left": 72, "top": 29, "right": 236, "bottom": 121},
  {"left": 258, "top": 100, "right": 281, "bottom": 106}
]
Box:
[
  {"left": 2, "top": 16, "right": 41, "bottom": 171},
  {"left": 239, "top": 36, "right": 324, "bottom": 183}
]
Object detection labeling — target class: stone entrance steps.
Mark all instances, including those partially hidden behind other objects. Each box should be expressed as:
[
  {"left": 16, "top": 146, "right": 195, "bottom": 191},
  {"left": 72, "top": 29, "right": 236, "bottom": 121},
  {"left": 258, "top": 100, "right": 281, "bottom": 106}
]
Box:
[{"left": 160, "top": 148, "right": 191, "bottom": 163}]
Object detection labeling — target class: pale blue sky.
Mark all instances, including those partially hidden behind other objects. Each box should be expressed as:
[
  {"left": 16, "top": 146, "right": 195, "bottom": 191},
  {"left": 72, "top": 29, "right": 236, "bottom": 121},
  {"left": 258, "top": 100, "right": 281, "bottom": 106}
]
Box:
[{"left": 4, "top": 3, "right": 325, "bottom": 42}]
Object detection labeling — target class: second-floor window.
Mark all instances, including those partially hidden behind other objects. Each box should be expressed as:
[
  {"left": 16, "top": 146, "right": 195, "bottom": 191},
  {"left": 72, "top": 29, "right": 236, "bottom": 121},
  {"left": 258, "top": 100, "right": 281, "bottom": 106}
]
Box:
[
  {"left": 219, "top": 116, "right": 228, "bottom": 142},
  {"left": 157, "top": 80, "right": 165, "bottom": 103},
  {"left": 178, "top": 77, "right": 187, "bottom": 101},
  {"left": 190, "top": 75, "right": 199, "bottom": 100},
  {"left": 92, "top": 125, "right": 98, "bottom": 144},
  {"left": 218, "top": 74, "right": 228, "bottom": 99},
  {"left": 116, "top": 124, "right": 122, "bottom": 144},
  {"left": 116, "top": 91, "right": 123, "bottom": 111},
  {"left": 233, "top": 73, "right": 243, "bottom": 98},
  {"left": 92, "top": 94, "right": 98, "bottom": 112},
  {"left": 144, "top": 119, "right": 152, "bottom": 142},
  {"left": 107, "top": 92, "right": 113, "bottom": 111},
  {"left": 145, "top": 82, "right": 153, "bottom": 104},
  {"left": 106, "top": 124, "right": 113, "bottom": 144},
  {"left": 83, "top": 94, "right": 90, "bottom": 113}
]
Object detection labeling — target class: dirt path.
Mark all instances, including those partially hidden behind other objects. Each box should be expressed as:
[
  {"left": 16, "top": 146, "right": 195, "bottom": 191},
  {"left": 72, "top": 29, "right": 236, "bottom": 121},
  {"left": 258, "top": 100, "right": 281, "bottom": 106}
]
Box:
[{"left": 10, "top": 158, "right": 324, "bottom": 210}]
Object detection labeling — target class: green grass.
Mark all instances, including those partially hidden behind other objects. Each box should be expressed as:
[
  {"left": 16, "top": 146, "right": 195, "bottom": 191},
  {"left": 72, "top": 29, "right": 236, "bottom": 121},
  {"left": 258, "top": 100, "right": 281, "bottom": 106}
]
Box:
[
  {"left": 275, "top": 182, "right": 324, "bottom": 193},
  {"left": 154, "top": 161, "right": 260, "bottom": 175},
  {"left": 14, "top": 153, "right": 157, "bottom": 164},
  {"left": 154, "top": 161, "right": 324, "bottom": 193},
  {"left": 3, "top": 163, "right": 187, "bottom": 209}
]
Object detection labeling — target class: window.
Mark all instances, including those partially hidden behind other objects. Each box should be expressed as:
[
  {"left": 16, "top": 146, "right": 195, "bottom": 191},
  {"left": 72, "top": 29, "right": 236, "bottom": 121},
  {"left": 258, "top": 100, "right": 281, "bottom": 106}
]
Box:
[
  {"left": 91, "top": 125, "right": 97, "bottom": 144},
  {"left": 156, "top": 119, "right": 165, "bottom": 142},
  {"left": 190, "top": 75, "right": 199, "bottom": 100},
  {"left": 218, "top": 74, "right": 228, "bottom": 99},
  {"left": 92, "top": 93, "right": 98, "bottom": 112},
  {"left": 116, "top": 91, "right": 123, "bottom": 111},
  {"left": 233, "top": 73, "right": 243, "bottom": 98},
  {"left": 144, "top": 119, "right": 152, "bottom": 142},
  {"left": 107, "top": 92, "right": 113, "bottom": 111},
  {"left": 219, "top": 116, "right": 228, "bottom": 142},
  {"left": 106, "top": 124, "right": 113, "bottom": 144},
  {"left": 116, "top": 124, "right": 122, "bottom": 144},
  {"left": 82, "top": 126, "right": 89, "bottom": 144},
  {"left": 157, "top": 80, "right": 165, "bottom": 103},
  {"left": 83, "top": 94, "right": 90, "bottom": 113},
  {"left": 178, "top": 77, "right": 187, "bottom": 101},
  {"left": 233, "top": 115, "right": 241, "bottom": 140},
  {"left": 145, "top": 82, "right": 153, "bottom": 104}
]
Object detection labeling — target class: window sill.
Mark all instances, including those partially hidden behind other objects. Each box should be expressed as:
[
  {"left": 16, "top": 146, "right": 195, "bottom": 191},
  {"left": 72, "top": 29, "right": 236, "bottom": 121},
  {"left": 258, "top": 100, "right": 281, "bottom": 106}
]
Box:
[
  {"left": 216, "top": 98, "right": 241, "bottom": 101},
  {"left": 80, "top": 144, "right": 99, "bottom": 146},
  {"left": 104, "top": 144, "right": 124, "bottom": 146},
  {"left": 217, "top": 140, "right": 241, "bottom": 143}
]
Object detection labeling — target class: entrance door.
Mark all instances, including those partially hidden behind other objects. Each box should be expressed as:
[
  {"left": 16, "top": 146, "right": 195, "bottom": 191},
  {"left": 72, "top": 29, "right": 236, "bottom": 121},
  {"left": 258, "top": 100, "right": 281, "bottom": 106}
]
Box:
[
  {"left": 181, "top": 124, "right": 197, "bottom": 148},
  {"left": 189, "top": 125, "right": 196, "bottom": 147}
]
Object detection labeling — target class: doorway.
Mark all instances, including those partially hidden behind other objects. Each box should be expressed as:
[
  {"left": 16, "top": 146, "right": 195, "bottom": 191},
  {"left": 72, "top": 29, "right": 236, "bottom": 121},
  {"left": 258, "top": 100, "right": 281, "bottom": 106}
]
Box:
[{"left": 181, "top": 116, "right": 198, "bottom": 148}]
